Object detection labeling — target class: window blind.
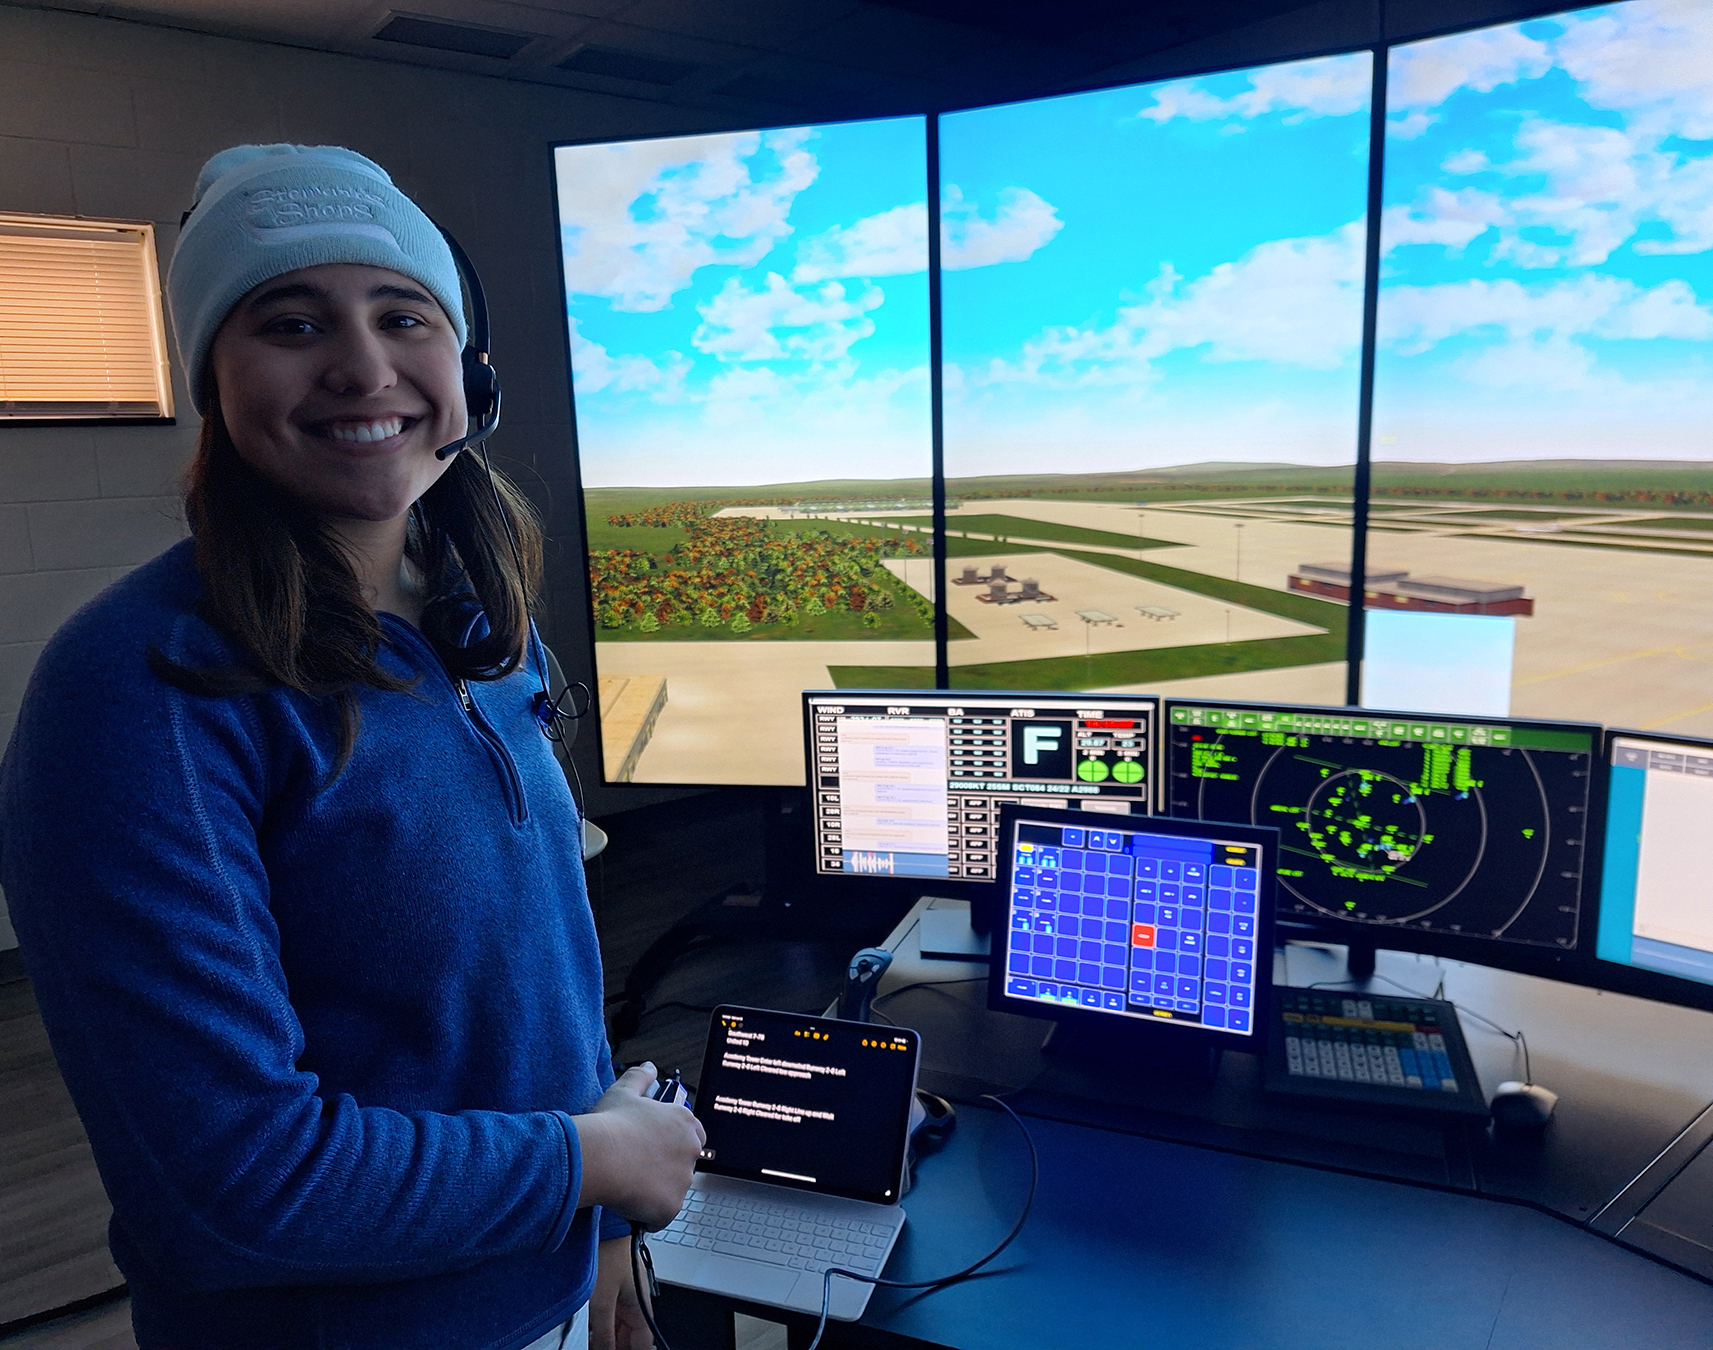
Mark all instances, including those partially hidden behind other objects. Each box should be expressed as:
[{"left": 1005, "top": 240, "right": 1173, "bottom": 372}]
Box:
[{"left": 0, "top": 213, "right": 173, "bottom": 420}]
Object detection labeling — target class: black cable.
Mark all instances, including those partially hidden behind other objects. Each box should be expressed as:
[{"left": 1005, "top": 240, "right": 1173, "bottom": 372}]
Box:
[
  {"left": 803, "top": 1093, "right": 1038, "bottom": 1350},
  {"left": 474, "top": 443, "right": 588, "bottom": 748},
  {"left": 630, "top": 1227, "right": 671, "bottom": 1350},
  {"left": 0, "top": 1285, "right": 128, "bottom": 1338}
]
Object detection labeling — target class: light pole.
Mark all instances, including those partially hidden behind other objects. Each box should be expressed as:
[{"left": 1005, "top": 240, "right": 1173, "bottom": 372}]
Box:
[{"left": 1234, "top": 522, "right": 1245, "bottom": 582}]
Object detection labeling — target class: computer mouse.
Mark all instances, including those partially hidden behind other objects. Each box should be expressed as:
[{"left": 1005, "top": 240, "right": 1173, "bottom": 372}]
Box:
[{"left": 1490, "top": 1080, "right": 1558, "bottom": 1129}]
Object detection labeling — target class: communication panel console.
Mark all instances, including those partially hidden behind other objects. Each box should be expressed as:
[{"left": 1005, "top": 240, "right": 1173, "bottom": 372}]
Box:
[
  {"left": 989, "top": 804, "right": 1278, "bottom": 1053},
  {"left": 805, "top": 690, "right": 1156, "bottom": 881}
]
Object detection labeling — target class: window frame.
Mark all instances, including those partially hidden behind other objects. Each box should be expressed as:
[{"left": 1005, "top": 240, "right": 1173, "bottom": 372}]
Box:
[{"left": 0, "top": 210, "right": 176, "bottom": 428}]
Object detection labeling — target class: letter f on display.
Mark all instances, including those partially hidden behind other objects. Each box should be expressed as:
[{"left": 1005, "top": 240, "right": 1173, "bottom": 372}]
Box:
[{"left": 1023, "top": 725, "right": 1061, "bottom": 765}]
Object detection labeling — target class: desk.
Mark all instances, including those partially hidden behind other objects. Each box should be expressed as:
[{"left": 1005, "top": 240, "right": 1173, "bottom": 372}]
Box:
[
  {"left": 657, "top": 896, "right": 1713, "bottom": 1349},
  {"left": 876, "top": 899, "right": 1713, "bottom": 1228}
]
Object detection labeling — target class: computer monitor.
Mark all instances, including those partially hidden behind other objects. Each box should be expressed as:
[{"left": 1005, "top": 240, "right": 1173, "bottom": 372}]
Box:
[
  {"left": 803, "top": 689, "right": 1158, "bottom": 883},
  {"left": 988, "top": 804, "right": 1277, "bottom": 1059},
  {"left": 1162, "top": 700, "right": 1600, "bottom": 976},
  {"left": 1595, "top": 732, "right": 1713, "bottom": 1013}
]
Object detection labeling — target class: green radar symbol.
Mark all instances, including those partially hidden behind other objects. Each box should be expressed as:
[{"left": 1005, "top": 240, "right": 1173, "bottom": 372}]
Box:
[
  {"left": 1301, "top": 769, "right": 1427, "bottom": 881},
  {"left": 1112, "top": 760, "right": 1144, "bottom": 784},
  {"left": 1077, "top": 759, "right": 1110, "bottom": 783}
]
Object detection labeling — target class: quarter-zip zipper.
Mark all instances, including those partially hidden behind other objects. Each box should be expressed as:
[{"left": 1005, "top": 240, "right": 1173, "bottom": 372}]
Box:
[
  {"left": 382, "top": 616, "right": 529, "bottom": 826},
  {"left": 455, "top": 675, "right": 529, "bottom": 826}
]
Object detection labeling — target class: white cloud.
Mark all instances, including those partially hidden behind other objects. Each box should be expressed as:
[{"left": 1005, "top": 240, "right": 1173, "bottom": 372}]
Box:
[
  {"left": 973, "top": 221, "right": 1365, "bottom": 389},
  {"left": 1140, "top": 51, "right": 1370, "bottom": 124},
  {"left": 1556, "top": 0, "right": 1713, "bottom": 139},
  {"left": 691, "top": 273, "right": 883, "bottom": 363},
  {"left": 556, "top": 128, "right": 818, "bottom": 312},
  {"left": 1382, "top": 188, "right": 1509, "bottom": 251},
  {"left": 1380, "top": 274, "right": 1713, "bottom": 355},
  {"left": 792, "top": 203, "right": 925, "bottom": 283},
  {"left": 788, "top": 186, "right": 1062, "bottom": 283},
  {"left": 1454, "top": 335, "right": 1601, "bottom": 391},
  {"left": 1389, "top": 25, "right": 1551, "bottom": 109},
  {"left": 1387, "top": 110, "right": 1435, "bottom": 140},
  {"left": 941, "top": 186, "right": 1064, "bottom": 269},
  {"left": 1388, "top": 114, "right": 1713, "bottom": 265},
  {"left": 567, "top": 318, "right": 687, "bottom": 399}
]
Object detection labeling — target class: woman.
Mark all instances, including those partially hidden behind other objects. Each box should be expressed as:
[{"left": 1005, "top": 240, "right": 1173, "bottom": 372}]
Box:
[{"left": 0, "top": 144, "right": 702, "bottom": 1349}]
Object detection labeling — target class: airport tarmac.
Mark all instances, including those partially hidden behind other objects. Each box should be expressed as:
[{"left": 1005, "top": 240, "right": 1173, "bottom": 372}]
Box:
[
  {"left": 593, "top": 637, "right": 933, "bottom": 785},
  {"left": 884, "top": 550, "right": 1320, "bottom": 662},
  {"left": 930, "top": 496, "right": 1713, "bottom": 735}
]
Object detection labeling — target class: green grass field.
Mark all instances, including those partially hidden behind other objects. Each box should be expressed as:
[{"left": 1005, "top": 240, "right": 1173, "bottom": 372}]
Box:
[{"left": 891, "top": 513, "right": 1183, "bottom": 551}]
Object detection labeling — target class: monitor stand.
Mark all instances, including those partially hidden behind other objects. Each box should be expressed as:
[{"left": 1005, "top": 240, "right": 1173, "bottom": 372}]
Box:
[
  {"left": 1345, "top": 938, "right": 1378, "bottom": 981},
  {"left": 917, "top": 899, "right": 991, "bottom": 960},
  {"left": 1039, "top": 1018, "right": 1222, "bottom": 1081}
]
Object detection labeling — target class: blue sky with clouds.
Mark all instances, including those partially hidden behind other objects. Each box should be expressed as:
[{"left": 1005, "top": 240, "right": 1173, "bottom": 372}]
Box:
[
  {"left": 1376, "top": 0, "right": 1713, "bottom": 463},
  {"left": 556, "top": 118, "right": 934, "bottom": 488},
  {"left": 558, "top": 0, "right": 1713, "bottom": 489},
  {"left": 940, "top": 52, "right": 1373, "bottom": 476}
]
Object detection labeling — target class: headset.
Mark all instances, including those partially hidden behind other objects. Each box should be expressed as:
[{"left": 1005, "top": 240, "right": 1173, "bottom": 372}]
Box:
[{"left": 433, "top": 224, "right": 589, "bottom": 746}]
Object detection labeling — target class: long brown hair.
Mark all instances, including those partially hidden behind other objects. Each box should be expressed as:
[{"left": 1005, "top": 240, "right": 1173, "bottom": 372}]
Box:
[{"left": 150, "top": 389, "right": 544, "bottom": 776}]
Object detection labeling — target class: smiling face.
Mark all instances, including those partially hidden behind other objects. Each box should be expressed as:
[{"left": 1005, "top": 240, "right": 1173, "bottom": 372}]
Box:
[{"left": 207, "top": 263, "right": 466, "bottom": 523}]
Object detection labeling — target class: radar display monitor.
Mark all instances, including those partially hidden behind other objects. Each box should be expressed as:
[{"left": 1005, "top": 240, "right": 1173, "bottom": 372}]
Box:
[
  {"left": 1164, "top": 701, "right": 1598, "bottom": 966},
  {"left": 1596, "top": 733, "right": 1713, "bottom": 1012},
  {"left": 989, "top": 804, "right": 1277, "bottom": 1052},
  {"left": 804, "top": 690, "right": 1156, "bottom": 882}
]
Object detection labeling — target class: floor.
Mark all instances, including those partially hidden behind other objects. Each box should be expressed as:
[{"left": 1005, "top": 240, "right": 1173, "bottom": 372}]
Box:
[{"left": 0, "top": 788, "right": 850, "bottom": 1348}]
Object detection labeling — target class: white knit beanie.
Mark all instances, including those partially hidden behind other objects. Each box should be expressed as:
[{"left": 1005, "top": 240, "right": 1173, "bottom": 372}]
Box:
[{"left": 167, "top": 144, "right": 466, "bottom": 413}]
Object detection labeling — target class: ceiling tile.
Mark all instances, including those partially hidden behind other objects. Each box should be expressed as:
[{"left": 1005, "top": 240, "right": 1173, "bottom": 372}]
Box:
[
  {"left": 775, "top": 4, "right": 1005, "bottom": 80},
  {"left": 610, "top": 0, "right": 861, "bottom": 49},
  {"left": 561, "top": 16, "right": 755, "bottom": 65}
]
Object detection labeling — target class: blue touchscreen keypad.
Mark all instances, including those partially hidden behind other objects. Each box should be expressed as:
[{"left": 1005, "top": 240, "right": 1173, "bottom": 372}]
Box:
[{"left": 1006, "top": 824, "right": 1263, "bottom": 1041}]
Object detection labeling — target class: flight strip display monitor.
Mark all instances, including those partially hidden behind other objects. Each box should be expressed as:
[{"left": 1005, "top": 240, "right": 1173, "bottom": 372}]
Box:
[
  {"left": 804, "top": 690, "right": 1157, "bottom": 881},
  {"left": 1163, "top": 702, "right": 1597, "bottom": 952},
  {"left": 1598, "top": 734, "right": 1713, "bottom": 993}
]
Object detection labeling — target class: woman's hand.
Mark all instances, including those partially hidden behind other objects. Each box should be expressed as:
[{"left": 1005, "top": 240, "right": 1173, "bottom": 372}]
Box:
[
  {"left": 590, "top": 1234, "right": 654, "bottom": 1350},
  {"left": 573, "top": 1063, "right": 705, "bottom": 1232}
]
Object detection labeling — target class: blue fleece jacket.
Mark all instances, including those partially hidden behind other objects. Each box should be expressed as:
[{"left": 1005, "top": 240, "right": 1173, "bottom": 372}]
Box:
[{"left": 0, "top": 540, "right": 628, "bottom": 1350}]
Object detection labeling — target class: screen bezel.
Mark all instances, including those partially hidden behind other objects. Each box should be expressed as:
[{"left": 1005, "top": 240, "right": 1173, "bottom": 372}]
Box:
[
  {"left": 802, "top": 686, "right": 1162, "bottom": 874},
  {"left": 1161, "top": 697, "right": 1606, "bottom": 982},
  {"left": 693, "top": 1004, "right": 921, "bottom": 1205},
  {"left": 987, "top": 803, "right": 1279, "bottom": 1057},
  {"left": 1590, "top": 728, "right": 1713, "bottom": 1015}
]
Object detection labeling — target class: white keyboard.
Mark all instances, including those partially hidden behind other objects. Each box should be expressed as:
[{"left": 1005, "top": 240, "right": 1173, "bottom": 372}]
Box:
[{"left": 650, "top": 1188, "right": 894, "bottom": 1276}]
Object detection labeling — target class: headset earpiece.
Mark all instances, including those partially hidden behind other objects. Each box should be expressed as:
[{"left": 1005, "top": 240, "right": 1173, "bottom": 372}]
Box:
[
  {"left": 435, "top": 224, "right": 501, "bottom": 461},
  {"left": 457, "top": 346, "right": 501, "bottom": 454}
]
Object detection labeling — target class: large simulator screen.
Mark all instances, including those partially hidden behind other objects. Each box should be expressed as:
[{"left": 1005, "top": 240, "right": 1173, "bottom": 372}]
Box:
[
  {"left": 806, "top": 691, "right": 1156, "bottom": 880},
  {"left": 1372, "top": 3, "right": 1713, "bottom": 736},
  {"left": 1165, "top": 702, "right": 1596, "bottom": 950},
  {"left": 930, "top": 50, "right": 1371, "bottom": 708},
  {"left": 555, "top": 119, "right": 932, "bottom": 787}
]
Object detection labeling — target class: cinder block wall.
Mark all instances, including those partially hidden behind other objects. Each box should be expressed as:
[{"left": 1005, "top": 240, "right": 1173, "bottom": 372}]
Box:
[{"left": 0, "top": 4, "right": 710, "bottom": 949}]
